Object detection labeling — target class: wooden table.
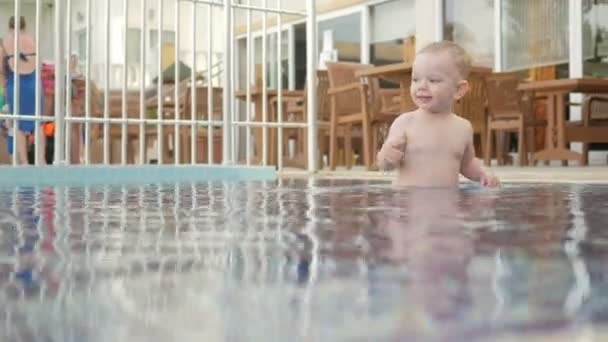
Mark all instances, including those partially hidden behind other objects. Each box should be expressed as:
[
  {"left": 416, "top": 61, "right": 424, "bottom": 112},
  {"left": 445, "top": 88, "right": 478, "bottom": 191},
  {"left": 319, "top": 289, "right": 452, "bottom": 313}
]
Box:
[
  {"left": 355, "top": 63, "right": 413, "bottom": 112},
  {"left": 355, "top": 63, "right": 492, "bottom": 111},
  {"left": 518, "top": 78, "right": 608, "bottom": 164},
  {"left": 235, "top": 88, "right": 303, "bottom": 166}
]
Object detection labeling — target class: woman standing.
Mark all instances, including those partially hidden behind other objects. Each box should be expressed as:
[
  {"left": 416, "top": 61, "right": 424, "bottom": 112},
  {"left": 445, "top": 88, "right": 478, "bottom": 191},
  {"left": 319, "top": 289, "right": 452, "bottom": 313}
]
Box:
[{"left": 0, "top": 16, "right": 46, "bottom": 165}]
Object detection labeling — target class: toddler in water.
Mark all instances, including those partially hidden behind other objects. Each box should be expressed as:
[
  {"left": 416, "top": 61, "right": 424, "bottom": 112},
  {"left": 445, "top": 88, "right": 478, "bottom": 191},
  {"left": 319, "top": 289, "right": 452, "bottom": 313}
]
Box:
[{"left": 377, "top": 41, "right": 499, "bottom": 187}]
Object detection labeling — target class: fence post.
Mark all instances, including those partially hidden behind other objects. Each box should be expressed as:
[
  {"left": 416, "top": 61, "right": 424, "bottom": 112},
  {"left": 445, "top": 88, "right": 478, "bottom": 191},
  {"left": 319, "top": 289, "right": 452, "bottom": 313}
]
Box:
[
  {"left": 222, "top": 0, "right": 233, "bottom": 164},
  {"left": 54, "top": 0, "right": 66, "bottom": 165},
  {"left": 306, "top": 0, "right": 317, "bottom": 172}
]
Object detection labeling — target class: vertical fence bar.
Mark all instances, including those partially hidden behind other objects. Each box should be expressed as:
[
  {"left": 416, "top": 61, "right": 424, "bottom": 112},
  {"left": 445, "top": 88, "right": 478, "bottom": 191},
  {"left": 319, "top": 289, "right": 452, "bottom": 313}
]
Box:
[
  {"left": 207, "top": 4, "right": 214, "bottom": 164},
  {"left": 261, "top": 0, "right": 268, "bottom": 166},
  {"left": 121, "top": 0, "right": 129, "bottom": 165},
  {"left": 288, "top": 26, "right": 295, "bottom": 91},
  {"left": 230, "top": 5, "right": 237, "bottom": 164},
  {"left": 306, "top": 0, "right": 317, "bottom": 172},
  {"left": 277, "top": 0, "right": 283, "bottom": 170},
  {"left": 493, "top": 0, "right": 503, "bottom": 72},
  {"left": 433, "top": 0, "right": 444, "bottom": 41},
  {"left": 174, "top": 1, "right": 181, "bottom": 165},
  {"left": 157, "top": 0, "right": 164, "bottom": 164},
  {"left": 222, "top": 0, "right": 232, "bottom": 164},
  {"left": 140, "top": 0, "right": 148, "bottom": 164},
  {"left": 54, "top": 0, "right": 67, "bottom": 165},
  {"left": 103, "top": 0, "right": 111, "bottom": 164},
  {"left": 190, "top": 2, "right": 197, "bottom": 164},
  {"left": 65, "top": 0, "right": 72, "bottom": 165},
  {"left": 84, "top": 0, "right": 92, "bottom": 164},
  {"left": 34, "top": 0, "right": 42, "bottom": 165},
  {"left": 11, "top": 0, "right": 21, "bottom": 166},
  {"left": 360, "top": 6, "right": 370, "bottom": 64},
  {"left": 245, "top": 1, "right": 252, "bottom": 166}
]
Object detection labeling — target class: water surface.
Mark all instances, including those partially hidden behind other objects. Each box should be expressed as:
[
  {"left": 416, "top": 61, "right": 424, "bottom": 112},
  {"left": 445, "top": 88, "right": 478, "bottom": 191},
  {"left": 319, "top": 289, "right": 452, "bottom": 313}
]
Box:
[{"left": 1, "top": 179, "right": 607, "bottom": 341}]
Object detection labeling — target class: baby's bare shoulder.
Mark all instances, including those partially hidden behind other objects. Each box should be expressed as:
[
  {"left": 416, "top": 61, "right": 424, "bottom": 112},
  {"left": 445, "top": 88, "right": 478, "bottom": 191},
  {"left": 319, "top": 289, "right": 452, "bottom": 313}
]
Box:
[
  {"left": 393, "top": 111, "right": 417, "bottom": 127},
  {"left": 451, "top": 114, "right": 474, "bottom": 132}
]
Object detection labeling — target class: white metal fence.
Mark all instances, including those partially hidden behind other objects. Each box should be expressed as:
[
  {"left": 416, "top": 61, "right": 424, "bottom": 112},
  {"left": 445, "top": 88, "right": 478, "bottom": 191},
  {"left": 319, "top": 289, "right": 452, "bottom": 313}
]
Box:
[{"left": 0, "top": 0, "right": 317, "bottom": 171}]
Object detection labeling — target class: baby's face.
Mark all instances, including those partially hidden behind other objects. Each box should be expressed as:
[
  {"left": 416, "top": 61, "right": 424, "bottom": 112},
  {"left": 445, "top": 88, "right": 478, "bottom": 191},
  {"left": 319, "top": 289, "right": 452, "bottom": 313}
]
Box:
[{"left": 410, "top": 51, "right": 467, "bottom": 113}]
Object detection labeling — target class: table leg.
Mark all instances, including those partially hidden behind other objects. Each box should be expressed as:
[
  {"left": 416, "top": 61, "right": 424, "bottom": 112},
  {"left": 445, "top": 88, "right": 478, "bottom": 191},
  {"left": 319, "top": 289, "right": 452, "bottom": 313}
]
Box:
[
  {"left": 269, "top": 98, "right": 277, "bottom": 167},
  {"left": 253, "top": 99, "right": 263, "bottom": 165},
  {"left": 532, "top": 92, "right": 582, "bottom": 164},
  {"left": 400, "top": 79, "right": 409, "bottom": 112}
]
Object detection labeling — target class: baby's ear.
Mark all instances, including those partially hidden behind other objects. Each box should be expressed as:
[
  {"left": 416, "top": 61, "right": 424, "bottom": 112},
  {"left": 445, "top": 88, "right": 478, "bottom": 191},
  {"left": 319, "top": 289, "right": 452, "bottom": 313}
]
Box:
[{"left": 454, "top": 80, "right": 469, "bottom": 100}]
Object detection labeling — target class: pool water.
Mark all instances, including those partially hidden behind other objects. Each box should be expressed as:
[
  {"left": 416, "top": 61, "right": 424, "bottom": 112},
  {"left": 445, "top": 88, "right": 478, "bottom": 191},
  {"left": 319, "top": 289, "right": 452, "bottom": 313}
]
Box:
[{"left": 1, "top": 179, "right": 608, "bottom": 341}]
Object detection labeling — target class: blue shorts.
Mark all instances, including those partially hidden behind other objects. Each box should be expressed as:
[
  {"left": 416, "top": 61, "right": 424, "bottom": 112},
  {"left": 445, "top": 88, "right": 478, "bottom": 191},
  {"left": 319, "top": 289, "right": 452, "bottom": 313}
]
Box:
[{"left": 6, "top": 71, "right": 44, "bottom": 135}]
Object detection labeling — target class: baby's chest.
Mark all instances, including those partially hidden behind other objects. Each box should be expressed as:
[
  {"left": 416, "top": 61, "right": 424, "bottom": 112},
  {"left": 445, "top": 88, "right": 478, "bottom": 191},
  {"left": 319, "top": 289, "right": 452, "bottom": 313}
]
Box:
[{"left": 405, "top": 132, "right": 467, "bottom": 159}]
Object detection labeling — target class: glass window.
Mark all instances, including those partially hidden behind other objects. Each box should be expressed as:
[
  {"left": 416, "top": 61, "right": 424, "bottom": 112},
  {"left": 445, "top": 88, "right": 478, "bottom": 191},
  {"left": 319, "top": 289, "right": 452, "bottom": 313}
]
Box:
[
  {"left": 150, "top": 29, "right": 176, "bottom": 49},
  {"left": 77, "top": 30, "right": 86, "bottom": 61},
  {"left": 444, "top": 0, "right": 494, "bottom": 68},
  {"left": 370, "top": 0, "right": 415, "bottom": 66},
  {"left": 318, "top": 13, "right": 361, "bottom": 63},
  {"left": 253, "top": 31, "right": 289, "bottom": 89},
  {"left": 292, "top": 13, "right": 362, "bottom": 89},
  {"left": 499, "top": 0, "right": 569, "bottom": 72},
  {"left": 127, "top": 29, "right": 142, "bottom": 64},
  {"left": 583, "top": 0, "right": 608, "bottom": 77},
  {"left": 294, "top": 23, "right": 307, "bottom": 89}
]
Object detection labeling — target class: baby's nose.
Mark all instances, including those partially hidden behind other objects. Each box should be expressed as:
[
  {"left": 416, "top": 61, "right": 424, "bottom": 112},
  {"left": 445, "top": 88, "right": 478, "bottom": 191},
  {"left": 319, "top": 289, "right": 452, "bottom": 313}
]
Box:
[{"left": 415, "top": 80, "right": 429, "bottom": 89}]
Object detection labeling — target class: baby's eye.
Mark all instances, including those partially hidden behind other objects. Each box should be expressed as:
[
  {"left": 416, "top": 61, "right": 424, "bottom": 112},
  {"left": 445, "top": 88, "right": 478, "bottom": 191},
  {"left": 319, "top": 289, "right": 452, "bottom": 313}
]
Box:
[
  {"left": 412, "top": 78, "right": 419, "bottom": 82},
  {"left": 429, "top": 79, "right": 442, "bottom": 83}
]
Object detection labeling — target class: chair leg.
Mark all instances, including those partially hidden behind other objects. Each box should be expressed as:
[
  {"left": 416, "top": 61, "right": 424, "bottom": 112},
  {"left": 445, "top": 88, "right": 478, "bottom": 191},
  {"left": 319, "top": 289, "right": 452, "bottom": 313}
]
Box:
[
  {"left": 345, "top": 124, "right": 352, "bottom": 169},
  {"left": 371, "top": 125, "right": 379, "bottom": 169},
  {"left": 181, "top": 130, "right": 190, "bottom": 164},
  {"left": 495, "top": 132, "right": 504, "bottom": 166},
  {"left": 329, "top": 114, "right": 338, "bottom": 171},
  {"left": 484, "top": 127, "right": 493, "bottom": 167},
  {"left": 361, "top": 120, "right": 372, "bottom": 171},
  {"left": 527, "top": 126, "right": 535, "bottom": 166},
  {"left": 518, "top": 122, "right": 527, "bottom": 166},
  {"left": 582, "top": 143, "right": 589, "bottom": 166},
  {"left": 317, "top": 128, "right": 326, "bottom": 169},
  {"left": 479, "top": 129, "right": 486, "bottom": 162}
]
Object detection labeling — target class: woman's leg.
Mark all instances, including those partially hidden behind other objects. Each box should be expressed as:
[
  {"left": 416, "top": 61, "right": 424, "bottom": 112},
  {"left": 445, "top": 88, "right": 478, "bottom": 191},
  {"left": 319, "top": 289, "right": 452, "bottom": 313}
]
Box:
[
  {"left": 36, "top": 129, "right": 47, "bottom": 165},
  {"left": 15, "top": 130, "right": 29, "bottom": 164},
  {"left": 70, "top": 123, "right": 82, "bottom": 164}
]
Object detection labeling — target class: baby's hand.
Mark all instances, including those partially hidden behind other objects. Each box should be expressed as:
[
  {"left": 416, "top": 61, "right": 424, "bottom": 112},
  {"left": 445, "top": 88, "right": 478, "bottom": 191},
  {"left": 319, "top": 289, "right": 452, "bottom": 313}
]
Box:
[
  {"left": 480, "top": 172, "right": 500, "bottom": 187},
  {"left": 378, "top": 136, "right": 407, "bottom": 170}
]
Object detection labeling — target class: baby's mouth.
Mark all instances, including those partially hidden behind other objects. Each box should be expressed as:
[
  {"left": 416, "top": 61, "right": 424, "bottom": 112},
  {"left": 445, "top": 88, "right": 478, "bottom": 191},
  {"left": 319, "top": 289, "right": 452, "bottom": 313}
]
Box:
[{"left": 416, "top": 95, "right": 432, "bottom": 103}]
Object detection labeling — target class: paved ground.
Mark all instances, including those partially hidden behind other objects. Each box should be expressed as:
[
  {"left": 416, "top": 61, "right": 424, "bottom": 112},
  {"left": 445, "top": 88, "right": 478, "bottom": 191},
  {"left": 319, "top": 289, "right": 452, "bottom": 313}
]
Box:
[{"left": 280, "top": 166, "right": 608, "bottom": 184}]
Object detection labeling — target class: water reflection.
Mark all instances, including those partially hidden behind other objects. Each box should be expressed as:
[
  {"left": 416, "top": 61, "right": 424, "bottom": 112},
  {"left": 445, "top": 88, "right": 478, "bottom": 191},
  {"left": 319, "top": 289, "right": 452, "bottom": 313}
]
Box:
[{"left": 0, "top": 180, "right": 607, "bottom": 341}]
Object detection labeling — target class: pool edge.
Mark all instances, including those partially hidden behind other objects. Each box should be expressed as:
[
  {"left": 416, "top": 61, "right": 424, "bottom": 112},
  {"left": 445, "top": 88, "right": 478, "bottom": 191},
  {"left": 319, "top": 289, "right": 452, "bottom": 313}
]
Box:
[{"left": 0, "top": 164, "right": 277, "bottom": 186}]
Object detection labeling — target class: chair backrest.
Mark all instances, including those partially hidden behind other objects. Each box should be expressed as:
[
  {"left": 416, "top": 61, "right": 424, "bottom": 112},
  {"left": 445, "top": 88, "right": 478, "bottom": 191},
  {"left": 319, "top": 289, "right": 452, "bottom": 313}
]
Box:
[
  {"left": 326, "top": 62, "right": 370, "bottom": 115},
  {"left": 105, "top": 90, "right": 147, "bottom": 118},
  {"left": 316, "top": 70, "right": 331, "bottom": 121},
  {"left": 484, "top": 72, "right": 526, "bottom": 119},
  {"left": 587, "top": 79, "right": 608, "bottom": 120},
  {"left": 454, "top": 70, "right": 488, "bottom": 132},
  {"left": 300, "top": 70, "right": 330, "bottom": 121},
  {"left": 589, "top": 97, "right": 608, "bottom": 120},
  {"left": 182, "top": 85, "right": 223, "bottom": 121}
]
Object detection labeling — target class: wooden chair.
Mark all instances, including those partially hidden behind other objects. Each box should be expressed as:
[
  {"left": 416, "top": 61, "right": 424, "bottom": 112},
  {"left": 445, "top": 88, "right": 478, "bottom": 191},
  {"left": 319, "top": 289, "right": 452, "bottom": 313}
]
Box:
[
  {"left": 326, "top": 62, "right": 400, "bottom": 171},
  {"left": 98, "top": 80, "right": 187, "bottom": 164},
  {"left": 179, "top": 85, "right": 224, "bottom": 164},
  {"left": 453, "top": 69, "right": 490, "bottom": 157},
  {"left": 580, "top": 93, "right": 608, "bottom": 165},
  {"left": 484, "top": 72, "right": 544, "bottom": 166},
  {"left": 269, "top": 70, "right": 331, "bottom": 169}
]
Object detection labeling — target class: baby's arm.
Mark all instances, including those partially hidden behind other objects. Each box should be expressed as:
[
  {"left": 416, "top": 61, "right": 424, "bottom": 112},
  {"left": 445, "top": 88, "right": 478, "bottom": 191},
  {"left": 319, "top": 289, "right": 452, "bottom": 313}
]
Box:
[
  {"left": 460, "top": 124, "right": 499, "bottom": 186},
  {"left": 377, "top": 114, "right": 409, "bottom": 171}
]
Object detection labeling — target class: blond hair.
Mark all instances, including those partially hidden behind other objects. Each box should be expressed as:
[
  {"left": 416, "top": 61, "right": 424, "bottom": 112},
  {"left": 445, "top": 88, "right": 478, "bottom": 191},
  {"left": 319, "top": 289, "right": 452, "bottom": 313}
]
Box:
[{"left": 417, "top": 41, "right": 472, "bottom": 79}]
